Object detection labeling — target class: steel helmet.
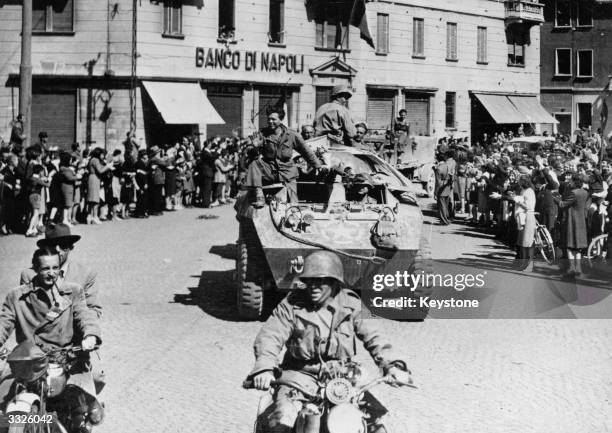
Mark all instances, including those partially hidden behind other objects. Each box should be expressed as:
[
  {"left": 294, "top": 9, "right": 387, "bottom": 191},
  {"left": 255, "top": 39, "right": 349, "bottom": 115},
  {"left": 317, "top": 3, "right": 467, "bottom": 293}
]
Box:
[{"left": 299, "top": 251, "right": 345, "bottom": 285}]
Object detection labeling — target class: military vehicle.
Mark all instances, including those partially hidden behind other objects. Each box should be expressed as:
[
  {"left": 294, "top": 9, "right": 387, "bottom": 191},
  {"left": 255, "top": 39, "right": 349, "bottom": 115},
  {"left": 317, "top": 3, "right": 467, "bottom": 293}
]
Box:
[
  {"left": 234, "top": 138, "right": 432, "bottom": 320},
  {"left": 395, "top": 136, "right": 438, "bottom": 198}
]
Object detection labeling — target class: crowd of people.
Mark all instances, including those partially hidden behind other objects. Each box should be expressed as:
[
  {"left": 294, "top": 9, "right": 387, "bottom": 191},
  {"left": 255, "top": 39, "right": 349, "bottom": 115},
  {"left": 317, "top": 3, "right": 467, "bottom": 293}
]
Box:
[
  {"left": 0, "top": 124, "right": 267, "bottom": 237},
  {"left": 434, "top": 126, "right": 612, "bottom": 276}
]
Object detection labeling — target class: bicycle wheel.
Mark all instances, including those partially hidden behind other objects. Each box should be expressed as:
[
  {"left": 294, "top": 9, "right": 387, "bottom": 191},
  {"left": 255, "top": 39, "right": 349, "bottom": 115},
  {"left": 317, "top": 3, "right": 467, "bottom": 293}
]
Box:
[
  {"left": 587, "top": 234, "right": 608, "bottom": 262},
  {"left": 536, "top": 225, "right": 556, "bottom": 265}
]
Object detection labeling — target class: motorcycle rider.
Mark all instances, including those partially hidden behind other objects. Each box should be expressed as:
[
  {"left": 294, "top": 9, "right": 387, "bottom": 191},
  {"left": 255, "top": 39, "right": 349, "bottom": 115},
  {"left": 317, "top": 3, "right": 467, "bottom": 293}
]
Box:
[
  {"left": 247, "top": 251, "right": 411, "bottom": 433},
  {"left": 0, "top": 246, "right": 103, "bottom": 423},
  {"left": 245, "top": 106, "right": 323, "bottom": 208}
]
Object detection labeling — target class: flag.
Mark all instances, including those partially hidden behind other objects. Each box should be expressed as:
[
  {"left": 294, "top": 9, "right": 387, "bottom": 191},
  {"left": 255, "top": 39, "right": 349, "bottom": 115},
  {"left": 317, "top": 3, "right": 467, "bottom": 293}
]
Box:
[{"left": 349, "top": 0, "right": 375, "bottom": 49}]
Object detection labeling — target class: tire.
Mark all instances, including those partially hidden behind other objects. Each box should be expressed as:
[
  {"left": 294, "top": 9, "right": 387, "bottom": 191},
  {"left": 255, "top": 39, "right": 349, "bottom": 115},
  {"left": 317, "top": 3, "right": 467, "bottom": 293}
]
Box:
[
  {"left": 236, "top": 240, "right": 264, "bottom": 320},
  {"left": 587, "top": 234, "right": 608, "bottom": 262},
  {"left": 536, "top": 226, "right": 555, "bottom": 265}
]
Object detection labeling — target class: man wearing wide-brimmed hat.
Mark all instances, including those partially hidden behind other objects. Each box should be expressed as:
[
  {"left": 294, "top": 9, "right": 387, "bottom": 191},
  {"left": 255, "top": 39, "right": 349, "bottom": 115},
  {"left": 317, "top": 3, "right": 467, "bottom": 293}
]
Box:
[
  {"left": 20, "top": 223, "right": 101, "bottom": 319},
  {"left": 314, "top": 84, "right": 357, "bottom": 146}
]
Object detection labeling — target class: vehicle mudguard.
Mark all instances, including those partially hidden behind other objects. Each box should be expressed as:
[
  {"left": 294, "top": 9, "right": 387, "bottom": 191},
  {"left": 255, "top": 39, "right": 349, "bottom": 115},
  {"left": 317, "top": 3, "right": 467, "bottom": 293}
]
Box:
[
  {"left": 418, "top": 162, "right": 434, "bottom": 183},
  {"left": 5, "top": 392, "right": 39, "bottom": 413}
]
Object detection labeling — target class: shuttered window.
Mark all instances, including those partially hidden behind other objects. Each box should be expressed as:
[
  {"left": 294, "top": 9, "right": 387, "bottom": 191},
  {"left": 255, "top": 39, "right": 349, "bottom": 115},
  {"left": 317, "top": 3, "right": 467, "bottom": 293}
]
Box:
[
  {"left": 32, "top": 92, "right": 76, "bottom": 151},
  {"left": 445, "top": 92, "right": 456, "bottom": 129},
  {"left": 446, "top": 22, "right": 457, "bottom": 61},
  {"left": 404, "top": 95, "right": 430, "bottom": 136},
  {"left": 315, "top": 87, "right": 332, "bottom": 112},
  {"left": 477, "top": 27, "right": 487, "bottom": 63},
  {"left": 163, "top": 0, "right": 182, "bottom": 36},
  {"left": 376, "top": 13, "right": 389, "bottom": 54},
  {"left": 207, "top": 86, "right": 242, "bottom": 138},
  {"left": 367, "top": 90, "right": 395, "bottom": 131},
  {"left": 258, "top": 88, "right": 293, "bottom": 130},
  {"left": 413, "top": 18, "right": 424, "bottom": 56},
  {"left": 33, "top": 0, "right": 74, "bottom": 33}
]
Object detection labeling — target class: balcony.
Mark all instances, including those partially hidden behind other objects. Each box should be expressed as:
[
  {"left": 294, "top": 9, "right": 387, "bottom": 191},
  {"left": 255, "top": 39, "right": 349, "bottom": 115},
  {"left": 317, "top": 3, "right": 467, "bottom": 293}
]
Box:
[{"left": 505, "top": 1, "right": 544, "bottom": 25}]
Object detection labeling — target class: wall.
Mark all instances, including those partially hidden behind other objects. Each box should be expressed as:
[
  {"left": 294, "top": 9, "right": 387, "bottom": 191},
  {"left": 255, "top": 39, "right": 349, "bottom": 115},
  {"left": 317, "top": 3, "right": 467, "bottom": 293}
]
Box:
[{"left": 1, "top": 0, "right": 542, "bottom": 144}]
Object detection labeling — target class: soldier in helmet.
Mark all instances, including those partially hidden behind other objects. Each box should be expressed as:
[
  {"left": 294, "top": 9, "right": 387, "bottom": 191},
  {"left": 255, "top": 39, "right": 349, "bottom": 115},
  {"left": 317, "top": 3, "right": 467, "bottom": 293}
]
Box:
[
  {"left": 314, "top": 84, "right": 358, "bottom": 147},
  {"left": 247, "top": 250, "right": 411, "bottom": 433}
]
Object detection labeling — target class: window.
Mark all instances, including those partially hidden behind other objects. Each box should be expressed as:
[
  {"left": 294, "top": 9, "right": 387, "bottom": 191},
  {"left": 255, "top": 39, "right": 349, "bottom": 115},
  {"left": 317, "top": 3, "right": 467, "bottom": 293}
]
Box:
[
  {"left": 554, "top": 0, "right": 571, "bottom": 28},
  {"left": 376, "top": 13, "right": 389, "bottom": 54},
  {"left": 477, "top": 27, "right": 487, "bottom": 63},
  {"left": 445, "top": 92, "right": 456, "bottom": 128},
  {"left": 446, "top": 23, "right": 458, "bottom": 61},
  {"left": 577, "top": 50, "right": 593, "bottom": 77},
  {"left": 163, "top": 0, "right": 182, "bottom": 36},
  {"left": 32, "top": 0, "right": 74, "bottom": 33},
  {"left": 218, "top": 0, "right": 235, "bottom": 39},
  {"left": 269, "top": 0, "right": 284, "bottom": 44},
  {"left": 555, "top": 48, "right": 572, "bottom": 75},
  {"left": 578, "top": 103, "right": 592, "bottom": 129},
  {"left": 577, "top": 2, "right": 593, "bottom": 27},
  {"left": 315, "top": 21, "right": 349, "bottom": 50},
  {"left": 507, "top": 29, "right": 526, "bottom": 67},
  {"left": 413, "top": 18, "right": 424, "bottom": 56}
]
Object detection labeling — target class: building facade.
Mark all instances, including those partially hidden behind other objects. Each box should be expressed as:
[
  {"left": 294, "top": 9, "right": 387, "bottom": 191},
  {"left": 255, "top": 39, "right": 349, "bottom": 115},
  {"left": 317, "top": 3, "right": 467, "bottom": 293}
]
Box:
[
  {"left": 0, "top": 0, "right": 546, "bottom": 150},
  {"left": 540, "top": 0, "right": 612, "bottom": 137}
]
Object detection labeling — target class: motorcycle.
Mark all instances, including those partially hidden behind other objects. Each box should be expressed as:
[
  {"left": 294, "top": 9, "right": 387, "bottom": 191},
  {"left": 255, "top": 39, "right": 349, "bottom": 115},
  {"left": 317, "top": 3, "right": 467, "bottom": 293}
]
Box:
[
  {"left": 243, "top": 360, "right": 416, "bottom": 433},
  {"left": 0, "top": 344, "right": 103, "bottom": 433}
]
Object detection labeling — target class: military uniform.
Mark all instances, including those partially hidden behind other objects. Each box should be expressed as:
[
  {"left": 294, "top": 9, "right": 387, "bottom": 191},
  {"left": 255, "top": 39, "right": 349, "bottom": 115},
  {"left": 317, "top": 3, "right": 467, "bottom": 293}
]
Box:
[
  {"left": 249, "top": 288, "right": 404, "bottom": 433},
  {"left": 314, "top": 101, "right": 357, "bottom": 146},
  {"left": 245, "top": 124, "right": 321, "bottom": 203}
]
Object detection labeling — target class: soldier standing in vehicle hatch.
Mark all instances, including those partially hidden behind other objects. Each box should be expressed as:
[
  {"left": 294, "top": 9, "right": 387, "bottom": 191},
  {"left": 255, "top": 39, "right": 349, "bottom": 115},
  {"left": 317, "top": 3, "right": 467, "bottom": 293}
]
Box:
[
  {"left": 245, "top": 106, "right": 323, "bottom": 208},
  {"left": 314, "top": 84, "right": 358, "bottom": 147}
]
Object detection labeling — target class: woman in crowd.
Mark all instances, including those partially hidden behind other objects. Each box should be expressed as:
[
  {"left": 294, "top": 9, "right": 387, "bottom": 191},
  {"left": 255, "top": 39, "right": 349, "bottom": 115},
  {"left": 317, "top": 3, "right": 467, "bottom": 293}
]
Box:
[
  {"left": 87, "top": 147, "right": 113, "bottom": 225},
  {"left": 512, "top": 175, "right": 537, "bottom": 272},
  {"left": 25, "top": 163, "right": 50, "bottom": 237},
  {"left": 212, "top": 148, "right": 234, "bottom": 207},
  {"left": 58, "top": 151, "right": 77, "bottom": 226},
  {"left": 555, "top": 173, "right": 589, "bottom": 278}
]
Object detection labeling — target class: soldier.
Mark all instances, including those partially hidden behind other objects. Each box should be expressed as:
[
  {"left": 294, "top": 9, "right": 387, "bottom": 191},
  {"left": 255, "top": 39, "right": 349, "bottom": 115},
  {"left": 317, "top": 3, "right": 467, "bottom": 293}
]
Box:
[
  {"left": 245, "top": 107, "right": 323, "bottom": 208},
  {"left": 300, "top": 125, "right": 315, "bottom": 141},
  {"left": 435, "top": 151, "right": 454, "bottom": 225},
  {"left": 247, "top": 251, "right": 411, "bottom": 433},
  {"left": 314, "top": 84, "right": 357, "bottom": 146}
]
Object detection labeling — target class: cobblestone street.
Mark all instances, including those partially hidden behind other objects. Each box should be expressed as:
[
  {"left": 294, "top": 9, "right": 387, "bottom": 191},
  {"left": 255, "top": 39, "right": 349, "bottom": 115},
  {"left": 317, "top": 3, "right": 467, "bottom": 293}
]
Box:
[{"left": 0, "top": 202, "right": 610, "bottom": 433}]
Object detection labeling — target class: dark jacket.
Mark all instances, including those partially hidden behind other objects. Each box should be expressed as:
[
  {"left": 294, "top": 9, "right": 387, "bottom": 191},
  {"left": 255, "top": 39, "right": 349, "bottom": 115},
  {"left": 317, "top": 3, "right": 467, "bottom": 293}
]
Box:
[
  {"left": 557, "top": 188, "right": 588, "bottom": 249},
  {"left": 148, "top": 155, "right": 169, "bottom": 186}
]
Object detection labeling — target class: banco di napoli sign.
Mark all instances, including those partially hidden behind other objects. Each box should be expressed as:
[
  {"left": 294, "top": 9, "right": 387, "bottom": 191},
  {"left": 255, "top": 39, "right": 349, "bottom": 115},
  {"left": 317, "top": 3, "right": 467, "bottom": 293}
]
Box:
[{"left": 195, "top": 47, "right": 305, "bottom": 74}]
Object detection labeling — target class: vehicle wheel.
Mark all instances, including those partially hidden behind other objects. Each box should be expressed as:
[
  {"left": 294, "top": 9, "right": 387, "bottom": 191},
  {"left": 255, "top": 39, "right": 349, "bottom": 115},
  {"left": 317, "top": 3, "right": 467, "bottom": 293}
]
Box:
[
  {"left": 587, "top": 234, "right": 608, "bottom": 263},
  {"left": 423, "top": 173, "right": 435, "bottom": 198},
  {"left": 536, "top": 226, "right": 555, "bottom": 265},
  {"left": 236, "top": 240, "right": 264, "bottom": 320}
]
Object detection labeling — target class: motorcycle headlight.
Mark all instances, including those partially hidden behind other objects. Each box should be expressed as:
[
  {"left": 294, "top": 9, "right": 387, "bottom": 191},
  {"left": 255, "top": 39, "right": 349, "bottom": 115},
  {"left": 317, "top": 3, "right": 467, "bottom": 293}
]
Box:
[{"left": 326, "top": 404, "right": 366, "bottom": 433}]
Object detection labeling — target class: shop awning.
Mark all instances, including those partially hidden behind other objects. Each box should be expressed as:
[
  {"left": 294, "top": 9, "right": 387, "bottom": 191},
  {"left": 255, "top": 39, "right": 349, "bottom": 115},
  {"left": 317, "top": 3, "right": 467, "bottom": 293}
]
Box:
[
  {"left": 473, "top": 93, "right": 558, "bottom": 124},
  {"left": 508, "top": 96, "right": 559, "bottom": 124},
  {"left": 473, "top": 93, "right": 526, "bottom": 124},
  {"left": 142, "top": 81, "right": 225, "bottom": 125}
]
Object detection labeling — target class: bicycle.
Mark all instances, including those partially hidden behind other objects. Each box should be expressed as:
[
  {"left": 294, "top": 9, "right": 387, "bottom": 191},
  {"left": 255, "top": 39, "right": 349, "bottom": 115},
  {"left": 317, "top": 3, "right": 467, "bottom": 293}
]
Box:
[
  {"left": 533, "top": 213, "right": 555, "bottom": 265},
  {"left": 587, "top": 234, "right": 608, "bottom": 263}
]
